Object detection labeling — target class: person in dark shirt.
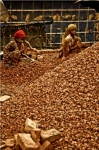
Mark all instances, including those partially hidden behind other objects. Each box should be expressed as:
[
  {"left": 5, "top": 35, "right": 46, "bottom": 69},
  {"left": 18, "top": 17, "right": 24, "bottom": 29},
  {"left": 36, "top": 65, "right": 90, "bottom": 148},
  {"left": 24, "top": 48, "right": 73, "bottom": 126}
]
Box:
[{"left": 3, "top": 29, "right": 37, "bottom": 67}]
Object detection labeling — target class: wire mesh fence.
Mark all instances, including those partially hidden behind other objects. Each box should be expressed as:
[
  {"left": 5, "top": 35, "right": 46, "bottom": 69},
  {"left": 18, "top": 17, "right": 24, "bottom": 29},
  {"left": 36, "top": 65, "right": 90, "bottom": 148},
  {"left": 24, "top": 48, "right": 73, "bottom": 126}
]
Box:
[{"left": 0, "top": 0, "right": 99, "bottom": 50}]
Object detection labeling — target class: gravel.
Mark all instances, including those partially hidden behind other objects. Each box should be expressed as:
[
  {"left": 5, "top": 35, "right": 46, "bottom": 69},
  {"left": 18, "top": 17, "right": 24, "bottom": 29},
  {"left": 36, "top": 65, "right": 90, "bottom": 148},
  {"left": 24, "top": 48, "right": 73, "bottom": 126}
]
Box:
[{"left": 0, "top": 42, "right": 99, "bottom": 149}]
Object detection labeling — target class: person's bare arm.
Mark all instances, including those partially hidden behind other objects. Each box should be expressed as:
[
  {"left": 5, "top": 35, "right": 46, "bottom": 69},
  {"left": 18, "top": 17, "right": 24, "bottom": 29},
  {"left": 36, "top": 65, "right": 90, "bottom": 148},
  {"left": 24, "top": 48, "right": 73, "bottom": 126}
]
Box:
[
  {"left": 23, "top": 41, "right": 39, "bottom": 54},
  {"left": 70, "top": 37, "right": 82, "bottom": 51}
]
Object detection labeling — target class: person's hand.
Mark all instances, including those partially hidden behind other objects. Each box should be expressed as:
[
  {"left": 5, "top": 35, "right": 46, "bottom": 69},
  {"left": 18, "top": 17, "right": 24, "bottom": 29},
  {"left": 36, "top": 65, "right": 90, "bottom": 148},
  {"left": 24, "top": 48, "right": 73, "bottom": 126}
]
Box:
[
  {"left": 14, "top": 50, "right": 20, "bottom": 54},
  {"left": 33, "top": 48, "right": 37, "bottom": 50},
  {"left": 77, "top": 41, "right": 81, "bottom": 48},
  {"left": 32, "top": 48, "right": 39, "bottom": 54},
  {"left": 36, "top": 50, "right": 40, "bottom": 54},
  {"left": 62, "top": 56, "right": 66, "bottom": 60},
  {"left": 20, "top": 46, "right": 28, "bottom": 54},
  {"left": 32, "top": 48, "right": 38, "bottom": 52},
  {"left": 14, "top": 50, "right": 21, "bottom": 57}
]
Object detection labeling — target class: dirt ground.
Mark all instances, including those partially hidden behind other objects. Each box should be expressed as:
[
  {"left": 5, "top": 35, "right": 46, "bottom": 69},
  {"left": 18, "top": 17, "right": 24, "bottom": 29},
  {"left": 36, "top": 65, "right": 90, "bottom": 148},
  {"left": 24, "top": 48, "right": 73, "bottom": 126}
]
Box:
[{"left": 0, "top": 43, "right": 99, "bottom": 149}]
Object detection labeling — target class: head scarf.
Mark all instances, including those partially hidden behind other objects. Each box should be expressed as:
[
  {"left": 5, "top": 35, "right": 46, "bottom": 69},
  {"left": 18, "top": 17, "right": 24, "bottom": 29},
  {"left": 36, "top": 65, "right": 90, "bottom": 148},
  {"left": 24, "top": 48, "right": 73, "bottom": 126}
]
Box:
[
  {"left": 14, "top": 30, "right": 26, "bottom": 39},
  {"left": 63, "top": 24, "right": 77, "bottom": 40},
  {"left": 67, "top": 24, "right": 77, "bottom": 32}
]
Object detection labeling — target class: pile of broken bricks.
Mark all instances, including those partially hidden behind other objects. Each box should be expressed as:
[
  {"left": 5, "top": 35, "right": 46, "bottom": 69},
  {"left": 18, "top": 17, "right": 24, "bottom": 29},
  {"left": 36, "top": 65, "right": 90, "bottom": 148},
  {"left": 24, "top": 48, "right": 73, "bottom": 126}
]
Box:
[{"left": 0, "top": 118, "right": 61, "bottom": 150}]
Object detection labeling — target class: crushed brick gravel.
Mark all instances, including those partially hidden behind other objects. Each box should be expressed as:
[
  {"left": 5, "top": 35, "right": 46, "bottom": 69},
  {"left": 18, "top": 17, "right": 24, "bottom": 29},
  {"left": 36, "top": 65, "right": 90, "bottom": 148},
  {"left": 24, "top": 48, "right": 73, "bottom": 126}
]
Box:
[{"left": 0, "top": 42, "right": 99, "bottom": 149}]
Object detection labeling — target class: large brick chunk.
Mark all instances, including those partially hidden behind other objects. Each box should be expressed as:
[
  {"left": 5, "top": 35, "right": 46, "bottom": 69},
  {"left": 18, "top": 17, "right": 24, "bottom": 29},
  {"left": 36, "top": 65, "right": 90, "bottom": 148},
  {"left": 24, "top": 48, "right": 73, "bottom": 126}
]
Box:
[
  {"left": 36, "top": 139, "right": 41, "bottom": 148},
  {"left": 39, "top": 141, "right": 52, "bottom": 150},
  {"left": 14, "top": 134, "right": 19, "bottom": 145},
  {"left": 40, "top": 129, "right": 61, "bottom": 143},
  {"left": 14, "top": 134, "right": 21, "bottom": 150},
  {"left": 25, "top": 118, "right": 38, "bottom": 133},
  {"left": 31, "top": 129, "right": 41, "bottom": 140},
  {"left": 31, "top": 130, "right": 37, "bottom": 142},
  {"left": 31, "top": 129, "right": 41, "bottom": 148},
  {"left": 5, "top": 138, "right": 15, "bottom": 147},
  {"left": 4, "top": 148, "right": 13, "bottom": 150},
  {"left": 17, "top": 133, "right": 39, "bottom": 150},
  {"left": 14, "top": 144, "right": 22, "bottom": 150},
  {"left": 0, "top": 95, "right": 10, "bottom": 102}
]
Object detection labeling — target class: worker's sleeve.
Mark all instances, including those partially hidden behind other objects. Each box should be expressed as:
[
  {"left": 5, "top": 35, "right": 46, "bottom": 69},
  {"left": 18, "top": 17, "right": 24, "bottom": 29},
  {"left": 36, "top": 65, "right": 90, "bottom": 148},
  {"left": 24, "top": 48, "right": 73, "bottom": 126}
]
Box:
[
  {"left": 3, "top": 41, "right": 17, "bottom": 55},
  {"left": 3, "top": 41, "right": 21, "bottom": 63}
]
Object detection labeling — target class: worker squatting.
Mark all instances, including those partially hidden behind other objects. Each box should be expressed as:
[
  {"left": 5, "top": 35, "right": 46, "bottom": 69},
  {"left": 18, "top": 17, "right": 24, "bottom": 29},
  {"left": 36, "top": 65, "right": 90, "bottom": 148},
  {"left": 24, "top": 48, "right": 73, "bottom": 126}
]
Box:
[{"left": 3, "top": 24, "right": 82, "bottom": 68}]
